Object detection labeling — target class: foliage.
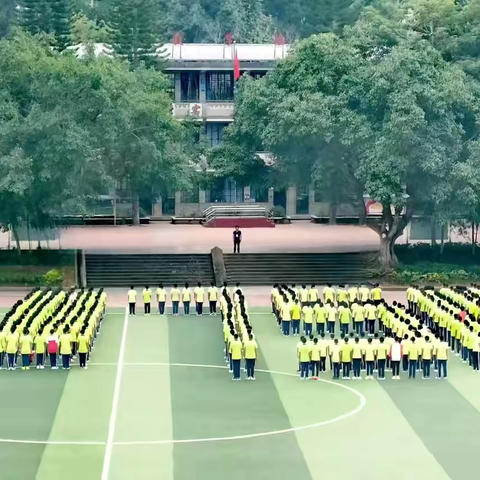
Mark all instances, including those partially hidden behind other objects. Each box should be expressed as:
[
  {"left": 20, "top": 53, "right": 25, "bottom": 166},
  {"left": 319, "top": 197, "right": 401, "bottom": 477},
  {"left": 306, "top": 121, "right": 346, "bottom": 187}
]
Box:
[
  {"left": 43, "top": 268, "right": 63, "bottom": 285},
  {"left": 395, "top": 243, "right": 480, "bottom": 265},
  {"left": 270, "top": 205, "right": 286, "bottom": 217},
  {"left": 0, "top": 31, "right": 194, "bottom": 236},
  {"left": 157, "top": 0, "right": 275, "bottom": 43},
  {"left": 20, "top": 0, "right": 71, "bottom": 50},
  {"left": 110, "top": 0, "right": 161, "bottom": 66},
  {"left": 70, "top": 12, "right": 111, "bottom": 45},
  {"left": 389, "top": 263, "right": 480, "bottom": 285},
  {"left": 0, "top": 249, "right": 75, "bottom": 266},
  {"left": 0, "top": 0, "right": 16, "bottom": 38}
]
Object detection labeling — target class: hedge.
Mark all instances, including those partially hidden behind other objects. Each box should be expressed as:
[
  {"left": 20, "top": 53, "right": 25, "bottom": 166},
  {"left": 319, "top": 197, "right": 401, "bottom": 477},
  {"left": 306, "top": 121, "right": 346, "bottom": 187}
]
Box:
[{"left": 395, "top": 243, "right": 480, "bottom": 265}]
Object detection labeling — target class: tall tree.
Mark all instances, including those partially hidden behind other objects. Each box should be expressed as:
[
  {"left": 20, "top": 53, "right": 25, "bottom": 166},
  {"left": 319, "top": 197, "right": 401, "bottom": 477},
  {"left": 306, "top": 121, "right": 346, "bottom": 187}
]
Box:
[
  {"left": 0, "top": 0, "right": 17, "bottom": 38},
  {"left": 50, "top": 0, "right": 71, "bottom": 49},
  {"left": 20, "top": 0, "right": 71, "bottom": 49},
  {"left": 110, "top": 0, "right": 160, "bottom": 66}
]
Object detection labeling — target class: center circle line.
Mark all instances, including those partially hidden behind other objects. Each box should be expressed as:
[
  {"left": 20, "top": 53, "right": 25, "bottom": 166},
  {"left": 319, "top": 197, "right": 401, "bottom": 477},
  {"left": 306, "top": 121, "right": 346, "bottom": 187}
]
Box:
[{"left": 0, "top": 363, "right": 366, "bottom": 446}]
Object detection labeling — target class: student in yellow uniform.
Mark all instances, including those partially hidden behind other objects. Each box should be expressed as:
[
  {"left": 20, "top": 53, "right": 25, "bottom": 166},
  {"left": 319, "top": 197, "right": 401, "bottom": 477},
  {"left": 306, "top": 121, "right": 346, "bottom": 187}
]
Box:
[
  {"left": 351, "top": 337, "right": 363, "bottom": 380},
  {"left": 337, "top": 285, "right": 347, "bottom": 304},
  {"left": 128, "top": 286, "right": 137, "bottom": 315},
  {"left": 359, "top": 284, "right": 370, "bottom": 303},
  {"left": 143, "top": 286, "right": 152, "bottom": 316},
  {"left": 376, "top": 337, "right": 388, "bottom": 380},
  {"left": 244, "top": 334, "right": 258, "bottom": 380},
  {"left": 371, "top": 283, "right": 382, "bottom": 304},
  {"left": 310, "top": 338, "right": 321, "bottom": 379},
  {"left": 194, "top": 282, "right": 205, "bottom": 316},
  {"left": 323, "top": 284, "right": 335, "bottom": 304},
  {"left": 422, "top": 336, "right": 433, "bottom": 379},
  {"left": 436, "top": 336, "right": 449, "bottom": 379},
  {"left": 364, "top": 301, "right": 377, "bottom": 336},
  {"left": 156, "top": 283, "right": 167, "bottom": 315},
  {"left": 308, "top": 285, "right": 319, "bottom": 306},
  {"left": 34, "top": 328, "right": 46, "bottom": 369},
  {"left": 408, "top": 337, "right": 419, "bottom": 379},
  {"left": 401, "top": 334, "right": 411, "bottom": 372},
  {"left": 340, "top": 338, "right": 352, "bottom": 379},
  {"left": 0, "top": 329, "right": 6, "bottom": 369},
  {"left": 326, "top": 302, "right": 337, "bottom": 334},
  {"left": 20, "top": 328, "right": 33, "bottom": 370},
  {"left": 171, "top": 284, "right": 180, "bottom": 316},
  {"left": 299, "top": 285, "right": 309, "bottom": 306},
  {"left": 6, "top": 325, "right": 19, "bottom": 370},
  {"left": 364, "top": 338, "right": 375, "bottom": 379},
  {"left": 78, "top": 328, "right": 90, "bottom": 369},
  {"left": 280, "top": 297, "right": 292, "bottom": 336},
  {"left": 230, "top": 333, "right": 243, "bottom": 380},
  {"left": 59, "top": 325, "right": 73, "bottom": 370},
  {"left": 208, "top": 282, "right": 218, "bottom": 315},
  {"left": 291, "top": 300, "right": 302, "bottom": 336},
  {"left": 314, "top": 301, "right": 327, "bottom": 335},
  {"left": 298, "top": 338, "right": 311, "bottom": 380},
  {"left": 473, "top": 333, "right": 480, "bottom": 371},
  {"left": 352, "top": 302, "right": 365, "bottom": 335},
  {"left": 347, "top": 285, "right": 358, "bottom": 305},
  {"left": 330, "top": 339, "right": 341, "bottom": 379},
  {"left": 317, "top": 333, "right": 328, "bottom": 373},
  {"left": 182, "top": 283, "right": 192, "bottom": 315},
  {"left": 338, "top": 303, "right": 351, "bottom": 336},
  {"left": 302, "top": 302, "right": 314, "bottom": 336}
]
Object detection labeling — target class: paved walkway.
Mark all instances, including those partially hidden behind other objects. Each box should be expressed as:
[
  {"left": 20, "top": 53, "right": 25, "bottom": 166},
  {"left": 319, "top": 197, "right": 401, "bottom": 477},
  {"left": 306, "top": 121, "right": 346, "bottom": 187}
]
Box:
[
  {"left": 0, "top": 223, "right": 382, "bottom": 254},
  {"left": 0, "top": 287, "right": 405, "bottom": 308}
]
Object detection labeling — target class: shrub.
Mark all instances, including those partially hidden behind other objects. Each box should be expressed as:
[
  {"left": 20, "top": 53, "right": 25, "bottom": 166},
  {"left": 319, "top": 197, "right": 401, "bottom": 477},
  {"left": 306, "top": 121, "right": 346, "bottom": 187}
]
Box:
[
  {"left": 270, "top": 205, "right": 286, "bottom": 217},
  {"left": 43, "top": 269, "right": 63, "bottom": 286}
]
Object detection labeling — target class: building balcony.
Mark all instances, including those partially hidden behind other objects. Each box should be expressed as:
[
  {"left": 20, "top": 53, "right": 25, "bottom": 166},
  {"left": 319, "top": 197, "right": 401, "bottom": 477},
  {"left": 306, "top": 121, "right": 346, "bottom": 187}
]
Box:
[{"left": 173, "top": 102, "right": 234, "bottom": 121}]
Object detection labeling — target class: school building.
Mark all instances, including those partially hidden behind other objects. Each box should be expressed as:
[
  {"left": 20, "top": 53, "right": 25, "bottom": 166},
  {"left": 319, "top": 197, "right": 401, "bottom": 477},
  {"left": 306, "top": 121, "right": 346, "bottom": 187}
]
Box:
[{"left": 151, "top": 41, "right": 363, "bottom": 220}]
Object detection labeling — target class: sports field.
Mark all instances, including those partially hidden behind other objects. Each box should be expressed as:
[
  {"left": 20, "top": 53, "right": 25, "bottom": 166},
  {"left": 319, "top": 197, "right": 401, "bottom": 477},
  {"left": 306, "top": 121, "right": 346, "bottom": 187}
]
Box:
[{"left": 1, "top": 308, "right": 480, "bottom": 480}]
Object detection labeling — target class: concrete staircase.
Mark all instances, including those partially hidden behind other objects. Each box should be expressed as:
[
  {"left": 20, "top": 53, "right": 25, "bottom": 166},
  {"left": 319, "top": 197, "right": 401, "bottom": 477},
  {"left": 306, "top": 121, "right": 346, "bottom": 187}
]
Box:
[
  {"left": 223, "top": 252, "right": 375, "bottom": 286},
  {"left": 85, "top": 254, "right": 214, "bottom": 287}
]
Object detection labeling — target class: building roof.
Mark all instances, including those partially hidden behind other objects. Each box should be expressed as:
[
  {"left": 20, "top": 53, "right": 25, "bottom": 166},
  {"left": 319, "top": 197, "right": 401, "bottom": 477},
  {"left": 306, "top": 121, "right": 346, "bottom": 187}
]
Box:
[{"left": 160, "top": 43, "right": 290, "bottom": 62}]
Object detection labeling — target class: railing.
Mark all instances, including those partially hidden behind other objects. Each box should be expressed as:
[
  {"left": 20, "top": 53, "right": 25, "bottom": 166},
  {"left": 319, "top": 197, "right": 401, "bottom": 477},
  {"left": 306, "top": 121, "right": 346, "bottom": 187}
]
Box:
[{"left": 203, "top": 205, "right": 270, "bottom": 223}]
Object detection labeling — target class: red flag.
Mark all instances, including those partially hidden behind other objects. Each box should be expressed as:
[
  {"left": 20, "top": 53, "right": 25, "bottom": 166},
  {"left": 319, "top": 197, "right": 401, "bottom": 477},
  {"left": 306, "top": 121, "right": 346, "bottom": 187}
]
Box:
[{"left": 234, "top": 49, "right": 240, "bottom": 81}]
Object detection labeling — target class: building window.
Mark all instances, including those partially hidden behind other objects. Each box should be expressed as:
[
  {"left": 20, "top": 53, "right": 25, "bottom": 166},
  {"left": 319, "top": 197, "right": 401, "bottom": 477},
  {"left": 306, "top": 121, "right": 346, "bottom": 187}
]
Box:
[
  {"left": 165, "top": 73, "right": 175, "bottom": 99},
  {"left": 206, "top": 72, "right": 234, "bottom": 101},
  {"left": 296, "top": 186, "right": 309, "bottom": 214},
  {"left": 205, "top": 122, "right": 228, "bottom": 147},
  {"left": 251, "top": 186, "right": 269, "bottom": 203},
  {"left": 206, "top": 178, "right": 243, "bottom": 203},
  {"left": 314, "top": 189, "right": 323, "bottom": 203},
  {"left": 180, "top": 72, "right": 199, "bottom": 102}
]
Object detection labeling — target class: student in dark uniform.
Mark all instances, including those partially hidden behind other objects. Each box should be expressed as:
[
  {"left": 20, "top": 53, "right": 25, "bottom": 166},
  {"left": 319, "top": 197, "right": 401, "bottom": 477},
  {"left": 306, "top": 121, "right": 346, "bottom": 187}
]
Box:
[{"left": 233, "top": 226, "right": 242, "bottom": 253}]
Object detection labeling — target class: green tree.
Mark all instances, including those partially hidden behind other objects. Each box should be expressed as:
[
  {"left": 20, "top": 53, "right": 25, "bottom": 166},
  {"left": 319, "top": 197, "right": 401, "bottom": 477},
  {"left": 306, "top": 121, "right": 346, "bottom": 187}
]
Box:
[
  {"left": 0, "top": 0, "right": 17, "bottom": 38},
  {"left": 110, "top": 0, "right": 160, "bottom": 66},
  {"left": 20, "top": 0, "right": 71, "bottom": 49}
]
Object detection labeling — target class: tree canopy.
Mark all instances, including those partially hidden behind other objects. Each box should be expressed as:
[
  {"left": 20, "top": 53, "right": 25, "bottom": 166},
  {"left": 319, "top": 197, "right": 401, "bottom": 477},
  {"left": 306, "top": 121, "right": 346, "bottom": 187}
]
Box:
[
  {"left": 0, "top": 30, "right": 194, "bottom": 242},
  {"left": 220, "top": 1, "right": 480, "bottom": 267}
]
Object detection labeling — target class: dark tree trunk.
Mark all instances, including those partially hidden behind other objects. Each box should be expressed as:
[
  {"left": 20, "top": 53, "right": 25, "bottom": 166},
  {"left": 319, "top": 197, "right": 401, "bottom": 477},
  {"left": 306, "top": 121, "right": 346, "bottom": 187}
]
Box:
[
  {"left": 329, "top": 202, "right": 337, "bottom": 225},
  {"left": 132, "top": 191, "right": 140, "bottom": 226},
  {"left": 379, "top": 235, "right": 399, "bottom": 268},
  {"left": 12, "top": 225, "right": 21, "bottom": 253},
  {"left": 430, "top": 218, "right": 437, "bottom": 246}
]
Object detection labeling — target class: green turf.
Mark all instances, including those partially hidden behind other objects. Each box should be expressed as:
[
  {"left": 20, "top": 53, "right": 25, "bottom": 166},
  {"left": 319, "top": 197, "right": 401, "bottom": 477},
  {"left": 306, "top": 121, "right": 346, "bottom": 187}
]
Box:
[
  {"left": 168, "top": 316, "right": 313, "bottom": 480},
  {"left": 3, "top": 308, "right": 480, "bottom": 480},
  {"left": 0, "top": 370, "right": 69, "bottom": 480}
]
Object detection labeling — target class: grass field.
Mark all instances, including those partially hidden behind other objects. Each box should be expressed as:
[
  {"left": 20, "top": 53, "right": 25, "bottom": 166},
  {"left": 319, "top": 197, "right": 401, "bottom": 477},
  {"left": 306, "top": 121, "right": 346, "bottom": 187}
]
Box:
[{"left": 1, "top": 307, "right": 480, "bottom": 480}]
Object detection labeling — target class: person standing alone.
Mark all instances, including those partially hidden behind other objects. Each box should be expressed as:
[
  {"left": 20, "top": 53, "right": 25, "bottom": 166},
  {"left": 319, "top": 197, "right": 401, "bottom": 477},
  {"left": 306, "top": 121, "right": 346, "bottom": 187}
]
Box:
[{"left": 233, "top": 226, "right": 242, "bottom": 254}]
